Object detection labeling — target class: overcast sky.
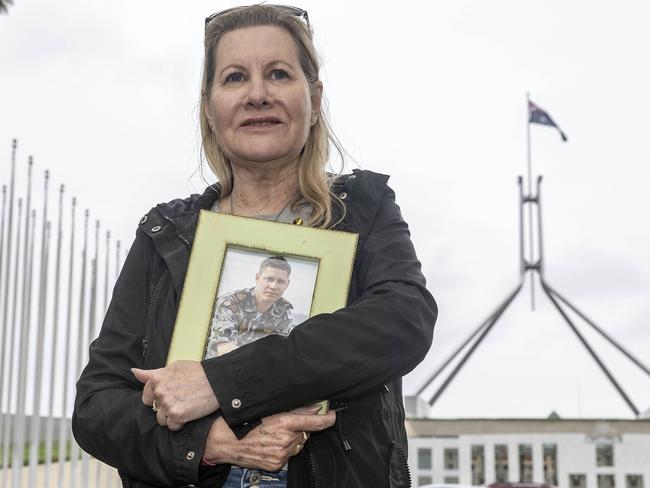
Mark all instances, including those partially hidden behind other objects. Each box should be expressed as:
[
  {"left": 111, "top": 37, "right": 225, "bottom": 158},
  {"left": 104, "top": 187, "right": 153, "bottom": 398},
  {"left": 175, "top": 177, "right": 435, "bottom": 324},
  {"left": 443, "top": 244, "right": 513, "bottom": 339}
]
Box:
[{"left": 1, "top": 0, "right": 649, "bottom": 419}]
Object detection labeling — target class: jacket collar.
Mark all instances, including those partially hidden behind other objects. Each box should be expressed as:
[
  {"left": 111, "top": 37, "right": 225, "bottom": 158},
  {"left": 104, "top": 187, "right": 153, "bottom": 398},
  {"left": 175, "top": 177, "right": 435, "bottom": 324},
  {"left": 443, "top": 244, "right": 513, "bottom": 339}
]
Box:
[{"left": 140, "top": 170, "right": 389, "bottom": 294}]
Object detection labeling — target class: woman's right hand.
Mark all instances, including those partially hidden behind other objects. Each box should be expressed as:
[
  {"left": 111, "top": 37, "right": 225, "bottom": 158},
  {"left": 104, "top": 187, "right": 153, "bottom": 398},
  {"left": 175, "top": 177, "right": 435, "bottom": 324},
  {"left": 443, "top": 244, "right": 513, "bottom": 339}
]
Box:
[{"left": 203, "top": 408, "right": 336, "bottom": 471}]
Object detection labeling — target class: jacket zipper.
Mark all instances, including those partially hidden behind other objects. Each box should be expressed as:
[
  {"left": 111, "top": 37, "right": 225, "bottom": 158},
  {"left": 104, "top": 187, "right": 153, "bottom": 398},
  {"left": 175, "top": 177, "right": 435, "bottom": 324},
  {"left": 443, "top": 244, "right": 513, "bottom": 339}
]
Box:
[
  {"left": 394, "top": 443, "right": 412, "bottom": 488},
  {"left": 308, "top": 448, "right": 319, "bottom": 488},
  {"left": 142, "top": 267, "right": 168, "bottom": 361}
]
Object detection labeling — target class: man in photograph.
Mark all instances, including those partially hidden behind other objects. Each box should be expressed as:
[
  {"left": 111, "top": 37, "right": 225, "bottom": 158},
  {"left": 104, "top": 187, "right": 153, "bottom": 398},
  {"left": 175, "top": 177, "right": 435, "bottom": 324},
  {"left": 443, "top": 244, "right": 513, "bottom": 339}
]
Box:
[{"left": 206, "top": 256, "right": 294, "bottom": 358}]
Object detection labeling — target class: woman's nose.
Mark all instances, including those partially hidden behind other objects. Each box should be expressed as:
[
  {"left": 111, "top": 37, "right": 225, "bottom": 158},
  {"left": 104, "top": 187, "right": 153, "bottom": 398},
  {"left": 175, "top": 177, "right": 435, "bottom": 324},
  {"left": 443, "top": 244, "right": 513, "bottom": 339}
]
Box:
[{"left": 245, "top": 76, "right": 272, "bottom": 109}]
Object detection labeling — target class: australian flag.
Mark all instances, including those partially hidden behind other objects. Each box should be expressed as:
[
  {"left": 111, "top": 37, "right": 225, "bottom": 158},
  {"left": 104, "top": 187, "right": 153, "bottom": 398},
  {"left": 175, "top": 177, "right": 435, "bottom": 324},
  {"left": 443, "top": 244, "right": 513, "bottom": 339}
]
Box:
[{"left": 528, "top": 100, "right": 568, "bottom": 142}]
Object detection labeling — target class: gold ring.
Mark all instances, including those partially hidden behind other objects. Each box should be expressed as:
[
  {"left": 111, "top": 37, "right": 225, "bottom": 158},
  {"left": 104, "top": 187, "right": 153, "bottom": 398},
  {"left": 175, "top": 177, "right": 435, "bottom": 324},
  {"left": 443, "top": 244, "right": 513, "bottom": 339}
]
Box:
[
  {"left": 152, "top": 400, "right": 159, "bottom": 413},
  {"left": 294, "top": 442, "right": 303, "bottom": 455}
]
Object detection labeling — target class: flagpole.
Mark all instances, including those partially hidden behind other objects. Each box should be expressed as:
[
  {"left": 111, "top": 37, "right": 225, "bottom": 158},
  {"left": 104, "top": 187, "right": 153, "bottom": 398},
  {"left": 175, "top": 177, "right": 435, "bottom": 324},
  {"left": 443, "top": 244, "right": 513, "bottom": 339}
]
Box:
[
  {"left": 58, "top": 196, "right": 77, "bottom": 488},
  {"left": 526, "top": 92, "right": 535, "bottom": 311},
  {"left": 45, "top": 183, "right": 64, "bottom": 488},
  {"left": 2, "top": 197, "right": 22, "bottom": 486},
  {"left": 0, "top": 139, "right": 17, "bottom": 477}
]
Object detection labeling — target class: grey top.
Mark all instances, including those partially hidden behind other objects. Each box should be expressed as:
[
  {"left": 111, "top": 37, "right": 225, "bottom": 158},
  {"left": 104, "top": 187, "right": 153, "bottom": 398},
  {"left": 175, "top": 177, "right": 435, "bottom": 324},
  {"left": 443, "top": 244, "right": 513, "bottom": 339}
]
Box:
[{"left": 210, "top": 197, "right": 313, "bottom": 224}]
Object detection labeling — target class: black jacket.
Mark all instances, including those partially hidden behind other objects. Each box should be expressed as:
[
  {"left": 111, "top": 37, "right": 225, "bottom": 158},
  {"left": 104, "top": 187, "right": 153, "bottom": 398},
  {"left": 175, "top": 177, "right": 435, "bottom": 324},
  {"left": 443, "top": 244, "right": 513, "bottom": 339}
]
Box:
[{"left": 73, "top": 169, "right": 437, "bottom": 488}]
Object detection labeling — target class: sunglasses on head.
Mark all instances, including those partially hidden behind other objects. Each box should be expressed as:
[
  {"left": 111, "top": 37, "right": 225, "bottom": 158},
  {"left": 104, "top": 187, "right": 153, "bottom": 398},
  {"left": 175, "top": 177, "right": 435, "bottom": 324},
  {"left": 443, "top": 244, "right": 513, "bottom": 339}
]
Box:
[{"left": 205, "top": 5, "right": 310, "bottom": 29}]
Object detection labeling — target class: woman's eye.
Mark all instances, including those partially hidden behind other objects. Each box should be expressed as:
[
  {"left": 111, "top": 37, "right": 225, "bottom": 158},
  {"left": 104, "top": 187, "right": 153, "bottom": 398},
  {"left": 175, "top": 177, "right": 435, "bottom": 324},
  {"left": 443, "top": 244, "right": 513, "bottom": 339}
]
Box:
[
  {"left": 225, "top": 72, "right": 245, "bottom": 83},
  {"left": 270, "top": 69, "right": 289, "bottom": 80}
]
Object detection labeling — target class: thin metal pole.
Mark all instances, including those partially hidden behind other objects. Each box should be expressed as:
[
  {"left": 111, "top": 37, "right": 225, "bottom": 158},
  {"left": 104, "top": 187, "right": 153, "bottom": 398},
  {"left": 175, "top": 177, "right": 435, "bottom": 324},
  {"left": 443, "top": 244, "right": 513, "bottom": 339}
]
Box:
[
  {"left": 102, "top": 230, "right": 112, "bottom": 488},
  {"left": 0, "top": 184, "right": 6, "bottom": 332},
  {"left": 546, "top": 284, "right": 650, "bottom": 377},
  {"left": 526, "top": 92, "right": 535, "bottom": 310},
  {"left": 45, "top": 184, "right": 64, "bottom": 488},
  {"left": 70, "top": 208, "right": 89, "bottom": 488},
  {"left": 115, "top": 239, "right": 121, "bottom": 280},
  {"left": 540, "top": 279, "right": 639, "bottom": 416},
  {"left": 2, "top": 197, "right": 22, "bottom": 484},
  {"left": 88, "top": 220, "right": 101, "bottom": 488},
  {"left": 0, "top": 139, "right": 17, "bottom": 474},
  {"left": 104, "top": 230, "right": 110, "bottom": 313},
  {"left": 13, "top": 207, "right": 36, "bottom": 488},
  {"left": 518, "top": 176, "right": 525, "bottom": 276},
  {"left": 89, "top": 220, "right": 99, "bottom": 343},
  {"left": 81, "top": 220, "right": 99, "bottom": 487},
  {"left": 13, "top": 154, "right": 34, "bottom": 488},
  {"left": 429, "top": 282, "right": 523, "bottom": 407},
  {"left": 29, "top": 170, "right": 51, "bottom": 487},
  {"left": 58, "top": 196, "right": 77, "bottom": 488},
  {"left": 536, "top": 176, "right": 544, "bottom": 276},
  {"left": 0, "top": 185, "right": 6, "bottom": 458}
]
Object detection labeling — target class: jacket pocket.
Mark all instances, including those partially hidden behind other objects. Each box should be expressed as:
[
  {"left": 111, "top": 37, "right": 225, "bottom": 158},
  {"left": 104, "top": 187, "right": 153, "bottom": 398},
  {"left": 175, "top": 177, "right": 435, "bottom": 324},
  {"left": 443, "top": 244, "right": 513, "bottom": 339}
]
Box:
[{"left": 386, "top": 441, "right": 411, "bottom": 488}]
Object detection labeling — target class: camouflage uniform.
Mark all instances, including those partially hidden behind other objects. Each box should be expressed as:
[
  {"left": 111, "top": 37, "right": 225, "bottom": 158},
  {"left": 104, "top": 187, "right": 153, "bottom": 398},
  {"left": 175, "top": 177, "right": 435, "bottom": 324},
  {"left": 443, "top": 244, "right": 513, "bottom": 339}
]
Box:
[{"left": 205, "top": 287, "right": 293, "bottom": 359}]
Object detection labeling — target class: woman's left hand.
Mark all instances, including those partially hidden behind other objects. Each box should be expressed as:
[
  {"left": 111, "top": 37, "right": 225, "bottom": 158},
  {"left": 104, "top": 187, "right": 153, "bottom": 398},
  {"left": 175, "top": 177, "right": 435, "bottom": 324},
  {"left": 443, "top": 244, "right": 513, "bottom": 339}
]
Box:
[{"left": 132, "top": 361, "right": 220, "bottom": 431}]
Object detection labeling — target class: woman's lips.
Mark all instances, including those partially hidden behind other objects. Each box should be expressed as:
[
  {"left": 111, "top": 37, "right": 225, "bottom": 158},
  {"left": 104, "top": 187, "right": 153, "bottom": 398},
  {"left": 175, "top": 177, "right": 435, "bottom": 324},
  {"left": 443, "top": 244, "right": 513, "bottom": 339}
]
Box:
[{"left": 241, "top": 116, "right": 282, "bottom": 127}]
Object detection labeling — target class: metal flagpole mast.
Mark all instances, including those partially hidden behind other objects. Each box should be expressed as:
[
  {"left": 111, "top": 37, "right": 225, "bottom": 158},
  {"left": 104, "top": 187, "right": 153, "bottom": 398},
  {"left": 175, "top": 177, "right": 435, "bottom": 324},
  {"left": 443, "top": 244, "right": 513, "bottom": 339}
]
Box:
[
  {"left": 0, "top": 184, "right": 5, "bottom": 338},
  {"left": 104, "top": 230, "right": 110, "bottom": 312},
  {"left": 2, "top": 197, "right": 22, "bottom": 485},
  {"left": 0, "top": 139, "right": 18, "bottom": 468},
  {"left": 13, "top": 207, "right": 36, "bottom": 488},
  {"left": 82, "top": 219, "right": 99, "bottom": 488},
  {"left": 0, "top": 139, "right": 17, "bottom": 473},
  {"left": 58, "top": 196, "right": 77, "bottom": 488},
  {"left": 90, "top": 220, "right": 102, "bottom": 488},
  {"left": 45, "top": 184, "right": 64, "bottom": 488},
  {"left": 13, "top": 155, "right": 34, "bottom": 488},
  {"left": 101, "top": 228, "right": 111, "bottom": 488},
  {"left": 29, "top": 170, "right": 52, "bottom": 488},
  {"left": 525, "top": 92, "right": 536, "bottom": 310},
  {"left": 0, "top": 185, "right": 6, "bottom": 459},
  {"left": 70, "top": 208, "right": 89, "bottom": 488},
  {"left": 115, "top": 239, "right": 121, "bottom": 280},
  {"left": 0, "top": 139, "right": 20, "bottom": 476}
]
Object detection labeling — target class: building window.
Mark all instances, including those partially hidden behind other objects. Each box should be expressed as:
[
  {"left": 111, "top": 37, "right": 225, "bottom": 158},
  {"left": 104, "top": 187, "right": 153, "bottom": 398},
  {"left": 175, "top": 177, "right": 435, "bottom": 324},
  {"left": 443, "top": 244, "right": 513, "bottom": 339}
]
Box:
[
  {"left": 445, "top": 477, "right": 460, "bottom": 484},
  {"left": 596, "top": 443, "right": 614, "bottom": 467},
  {"left": 599, "top": 475, "right": 616, "bottom": 488},
  {"left": 495, "top": 444, "right": 508, "bottom": 483},
  {"left": 471, "top": 445, "right": 485, "bottom": 485},
  {"left": 418, "top": 448, "right": 432, "bottom": 470},
  {"left": 419, "top": 476, "right": 432, "bottom": 486},
  {"left": 519, "top": 444, "right": 533, "bottom": 483},
  {"left": 444, "top": 448, "right": 459, "bottom": 470},
  {"left": 543, "top": 443, "right": 558, "bottom": 486},
  {"left": 570, "top": 474, "right": 587, "bottom": 488},
  {"left": 627, "top": 475, "right": 644, "bottom": 488}
]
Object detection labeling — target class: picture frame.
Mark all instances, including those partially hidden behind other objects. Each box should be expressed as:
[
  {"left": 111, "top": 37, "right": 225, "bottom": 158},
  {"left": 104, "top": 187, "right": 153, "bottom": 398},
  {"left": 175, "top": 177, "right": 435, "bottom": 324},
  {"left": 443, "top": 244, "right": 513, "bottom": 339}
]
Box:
[{"left": 167, "top": 210, "right": 359, "bottom": 365}]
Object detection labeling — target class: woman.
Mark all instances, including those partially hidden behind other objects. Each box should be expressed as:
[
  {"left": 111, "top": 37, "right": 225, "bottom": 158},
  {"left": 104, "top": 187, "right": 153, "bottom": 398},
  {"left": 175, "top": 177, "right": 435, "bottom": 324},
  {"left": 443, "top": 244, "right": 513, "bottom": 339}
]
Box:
[{"left": 73, "top": 5, "right": 437, "bottom": 488}]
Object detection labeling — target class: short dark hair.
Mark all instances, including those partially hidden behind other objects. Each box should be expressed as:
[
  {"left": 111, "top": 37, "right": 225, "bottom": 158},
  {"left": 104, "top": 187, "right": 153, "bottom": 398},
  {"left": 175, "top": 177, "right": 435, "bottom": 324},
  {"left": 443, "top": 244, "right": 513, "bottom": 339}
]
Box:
[{"left": 259, "top": 256, "right": 291, "bottom": 276}]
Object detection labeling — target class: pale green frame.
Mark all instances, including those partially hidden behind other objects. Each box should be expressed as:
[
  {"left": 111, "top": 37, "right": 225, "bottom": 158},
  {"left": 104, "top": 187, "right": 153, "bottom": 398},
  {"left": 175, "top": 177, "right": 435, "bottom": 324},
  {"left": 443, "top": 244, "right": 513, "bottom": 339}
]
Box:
[{"left": 167, "top": 210, "right": 358, "bottom": 364}]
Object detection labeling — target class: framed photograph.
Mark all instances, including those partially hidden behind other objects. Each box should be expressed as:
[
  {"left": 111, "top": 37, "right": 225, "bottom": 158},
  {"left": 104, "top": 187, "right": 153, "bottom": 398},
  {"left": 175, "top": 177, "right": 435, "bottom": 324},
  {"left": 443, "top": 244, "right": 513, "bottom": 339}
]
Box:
[{"left": 167, "top": 210, "right": 358, "bottom": 364}]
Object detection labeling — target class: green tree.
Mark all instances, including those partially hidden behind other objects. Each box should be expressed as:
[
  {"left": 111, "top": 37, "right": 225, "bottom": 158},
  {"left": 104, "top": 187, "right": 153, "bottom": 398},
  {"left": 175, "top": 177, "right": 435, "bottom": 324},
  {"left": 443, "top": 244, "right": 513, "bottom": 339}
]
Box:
[{"left": 0, "top": 0, "right": 13, "bottom": 14}]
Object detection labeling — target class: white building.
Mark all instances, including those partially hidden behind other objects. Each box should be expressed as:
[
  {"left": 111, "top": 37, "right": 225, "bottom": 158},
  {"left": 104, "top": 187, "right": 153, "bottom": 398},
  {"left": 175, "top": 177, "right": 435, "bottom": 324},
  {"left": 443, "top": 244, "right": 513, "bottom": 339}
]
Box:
[{"left": 406, "top": 417, "right": 650, "bottom": 488}]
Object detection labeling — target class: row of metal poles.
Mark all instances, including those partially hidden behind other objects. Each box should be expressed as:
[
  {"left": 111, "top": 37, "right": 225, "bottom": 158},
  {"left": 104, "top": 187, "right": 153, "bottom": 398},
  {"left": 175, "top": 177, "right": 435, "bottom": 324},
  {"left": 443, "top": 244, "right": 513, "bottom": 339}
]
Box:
[{"left": 0, "top": 139, "right": 125, "bottom": 487}]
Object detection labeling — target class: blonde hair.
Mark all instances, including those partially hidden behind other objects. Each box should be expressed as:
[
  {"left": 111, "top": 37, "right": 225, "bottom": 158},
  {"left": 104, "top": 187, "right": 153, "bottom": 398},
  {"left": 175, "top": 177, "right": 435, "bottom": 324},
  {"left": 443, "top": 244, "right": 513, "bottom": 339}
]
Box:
[{"left": 199, "top": 5, "right": 344, "bottom": 228}]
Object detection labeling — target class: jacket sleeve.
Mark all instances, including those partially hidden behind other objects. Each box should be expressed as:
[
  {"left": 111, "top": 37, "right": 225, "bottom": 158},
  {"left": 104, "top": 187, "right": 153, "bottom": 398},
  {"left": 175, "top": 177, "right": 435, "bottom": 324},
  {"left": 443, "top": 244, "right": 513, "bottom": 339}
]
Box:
[
  {"left": 72, "top": 227, "right": 225, "bottom": 487},
  {"left": 203, "top": 183, "right": 437, "bottom": 428}
]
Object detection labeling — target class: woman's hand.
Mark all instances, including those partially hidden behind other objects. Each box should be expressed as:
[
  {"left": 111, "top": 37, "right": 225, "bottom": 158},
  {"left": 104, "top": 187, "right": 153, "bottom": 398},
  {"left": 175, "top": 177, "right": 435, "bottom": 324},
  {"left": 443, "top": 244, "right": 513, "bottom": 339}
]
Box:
[
  {"left": 203, "top": 408, "right": 336, "bottom": 472},
  {"left": 132, "top": 361, "right": 219, "bottom": 431}
]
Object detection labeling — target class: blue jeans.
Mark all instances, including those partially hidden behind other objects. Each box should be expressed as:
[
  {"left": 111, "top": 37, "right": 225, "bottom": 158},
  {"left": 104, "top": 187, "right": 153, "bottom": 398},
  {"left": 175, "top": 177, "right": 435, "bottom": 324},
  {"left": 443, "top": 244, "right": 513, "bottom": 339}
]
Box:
[{"left": 222, "top": 467, "right": 288, "bottom": 488}]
